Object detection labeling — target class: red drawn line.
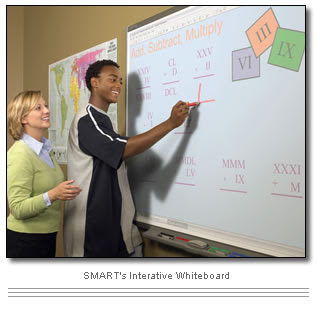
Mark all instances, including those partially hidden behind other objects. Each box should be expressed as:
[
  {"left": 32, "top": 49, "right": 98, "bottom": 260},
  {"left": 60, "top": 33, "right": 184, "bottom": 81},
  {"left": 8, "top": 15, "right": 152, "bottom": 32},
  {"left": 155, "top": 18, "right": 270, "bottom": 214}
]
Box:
[
  {"left": 271, "top": 193, "right": 304, "bottom": 199},
  {"left": 175, "top": 182, "right": 196, "bottom": 186},
  {"left": 193, "top": 74, "right": 215, "bottom": 79},
  {"left": 199, "top": 99, "right": 216, "bottom": 104},
  {"left": 195, "top": 82, "right": 215, "bottom": 105},
  {"left": 136, "top": 86, "right": 150, "bottom": 90},
  {"left": 220, "top": 188, "right": 248, "bottom": 194},
  {"left": 162, "top": 80, "right": 180, "bottom": 85}
]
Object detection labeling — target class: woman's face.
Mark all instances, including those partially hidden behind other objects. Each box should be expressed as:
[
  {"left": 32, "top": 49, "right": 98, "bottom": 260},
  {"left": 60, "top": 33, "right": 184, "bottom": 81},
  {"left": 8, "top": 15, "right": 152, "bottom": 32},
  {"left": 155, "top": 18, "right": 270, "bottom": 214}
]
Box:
[{"left": 22, "top": 97, "right": 51, "bottom": 131}]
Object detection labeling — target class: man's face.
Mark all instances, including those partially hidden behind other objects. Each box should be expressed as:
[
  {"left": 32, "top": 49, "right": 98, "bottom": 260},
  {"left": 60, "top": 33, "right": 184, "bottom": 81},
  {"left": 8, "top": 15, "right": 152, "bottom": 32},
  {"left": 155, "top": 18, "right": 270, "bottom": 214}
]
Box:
[{"left": 93, "top": 65, "right": 123, "bottom": 103}]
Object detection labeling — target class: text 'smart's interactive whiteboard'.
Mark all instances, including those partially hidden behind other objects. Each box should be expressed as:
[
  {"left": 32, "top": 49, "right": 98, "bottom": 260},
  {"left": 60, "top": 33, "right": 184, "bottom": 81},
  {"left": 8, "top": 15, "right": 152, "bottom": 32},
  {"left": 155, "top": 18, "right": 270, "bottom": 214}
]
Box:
[{"left": 126, "top": 6, "right": 305, "bottom": 257}]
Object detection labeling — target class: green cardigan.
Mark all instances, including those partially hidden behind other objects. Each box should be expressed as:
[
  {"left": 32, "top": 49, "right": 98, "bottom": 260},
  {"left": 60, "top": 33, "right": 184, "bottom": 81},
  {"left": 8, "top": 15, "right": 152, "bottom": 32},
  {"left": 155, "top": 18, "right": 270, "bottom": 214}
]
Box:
[{"left": 7, "top": 141, "right": 64, "bottom": 234}]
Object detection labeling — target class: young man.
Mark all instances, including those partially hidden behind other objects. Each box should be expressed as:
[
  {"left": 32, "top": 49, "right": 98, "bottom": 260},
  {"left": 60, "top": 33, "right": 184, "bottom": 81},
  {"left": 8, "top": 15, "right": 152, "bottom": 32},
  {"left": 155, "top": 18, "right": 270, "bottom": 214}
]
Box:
[{"left": 64, "top": 59, "right": 189, "bottom": 257}]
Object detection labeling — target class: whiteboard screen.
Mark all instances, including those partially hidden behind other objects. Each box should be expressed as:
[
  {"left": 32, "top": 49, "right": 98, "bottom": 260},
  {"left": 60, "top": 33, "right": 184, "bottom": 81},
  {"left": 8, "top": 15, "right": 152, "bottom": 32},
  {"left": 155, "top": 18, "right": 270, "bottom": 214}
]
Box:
[{"left": 126, "top": 6, "right": 305, "bottom": 257}]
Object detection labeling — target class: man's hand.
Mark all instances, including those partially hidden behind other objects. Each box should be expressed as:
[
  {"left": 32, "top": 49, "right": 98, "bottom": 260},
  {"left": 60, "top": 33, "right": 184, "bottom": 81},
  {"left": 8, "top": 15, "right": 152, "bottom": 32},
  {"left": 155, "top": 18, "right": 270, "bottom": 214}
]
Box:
[{"left": 167, "top": 101, "right": 190, "bottom": 129}]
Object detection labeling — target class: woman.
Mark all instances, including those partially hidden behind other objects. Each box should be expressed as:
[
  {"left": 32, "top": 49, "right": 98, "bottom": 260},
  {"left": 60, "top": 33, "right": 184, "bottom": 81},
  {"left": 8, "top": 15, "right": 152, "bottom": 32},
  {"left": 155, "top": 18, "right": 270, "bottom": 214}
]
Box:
[{"left": 7, "top": 90, "right": 81, "bottom": 258}]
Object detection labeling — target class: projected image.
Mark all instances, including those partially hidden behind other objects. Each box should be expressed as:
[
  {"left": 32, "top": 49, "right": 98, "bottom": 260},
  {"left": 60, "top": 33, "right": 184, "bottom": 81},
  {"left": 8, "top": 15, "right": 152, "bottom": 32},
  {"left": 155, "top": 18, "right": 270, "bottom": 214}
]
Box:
[{"left": 126, "top": 6, "right": 305, "bottom": 257}]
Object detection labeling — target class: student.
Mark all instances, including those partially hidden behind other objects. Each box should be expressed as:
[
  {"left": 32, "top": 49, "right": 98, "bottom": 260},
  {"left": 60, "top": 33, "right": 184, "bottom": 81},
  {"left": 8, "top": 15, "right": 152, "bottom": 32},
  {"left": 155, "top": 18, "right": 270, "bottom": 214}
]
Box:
[
  {"left": 7, "top": 91, "right": 82, "bottom": 258},
  {"left": 64, "top": 59, "right": 190, "bottom": 257}
]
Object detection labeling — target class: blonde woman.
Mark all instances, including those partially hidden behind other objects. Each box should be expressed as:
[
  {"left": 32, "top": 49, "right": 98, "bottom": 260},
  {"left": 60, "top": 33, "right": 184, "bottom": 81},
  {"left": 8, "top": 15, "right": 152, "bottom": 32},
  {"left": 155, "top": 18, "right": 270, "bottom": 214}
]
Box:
[{"left": 7, "top": 91, "right": 81, "bottom": 258}]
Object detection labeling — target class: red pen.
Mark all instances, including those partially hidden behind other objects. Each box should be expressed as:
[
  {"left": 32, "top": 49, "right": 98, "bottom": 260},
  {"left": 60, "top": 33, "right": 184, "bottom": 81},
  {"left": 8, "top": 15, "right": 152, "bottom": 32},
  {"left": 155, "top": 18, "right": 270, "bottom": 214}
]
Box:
[{"left": 187, "top": 102, "right": 200, "bottom": 107}]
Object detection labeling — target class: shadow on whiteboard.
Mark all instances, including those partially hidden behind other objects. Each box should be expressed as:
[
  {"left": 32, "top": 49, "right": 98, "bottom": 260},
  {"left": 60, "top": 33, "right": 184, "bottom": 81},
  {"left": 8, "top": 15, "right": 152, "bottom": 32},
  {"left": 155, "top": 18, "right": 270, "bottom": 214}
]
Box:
[{"left": 126, "top": 72, "right": 199, "bottom": 216}]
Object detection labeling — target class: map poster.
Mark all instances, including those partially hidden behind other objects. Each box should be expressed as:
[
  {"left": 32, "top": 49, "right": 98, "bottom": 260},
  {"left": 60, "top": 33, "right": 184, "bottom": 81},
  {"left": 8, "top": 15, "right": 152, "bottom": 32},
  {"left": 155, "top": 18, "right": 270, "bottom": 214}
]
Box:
[{"left": 49, "top": 39, "right": 118, "bottom": 163}]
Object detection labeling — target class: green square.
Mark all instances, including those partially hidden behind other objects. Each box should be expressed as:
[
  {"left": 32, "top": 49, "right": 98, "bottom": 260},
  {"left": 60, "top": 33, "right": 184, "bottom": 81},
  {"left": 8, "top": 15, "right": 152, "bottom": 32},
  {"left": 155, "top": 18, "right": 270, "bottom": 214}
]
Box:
[{"left": 268, "top": 28, "right": 305, "bottom": 71}]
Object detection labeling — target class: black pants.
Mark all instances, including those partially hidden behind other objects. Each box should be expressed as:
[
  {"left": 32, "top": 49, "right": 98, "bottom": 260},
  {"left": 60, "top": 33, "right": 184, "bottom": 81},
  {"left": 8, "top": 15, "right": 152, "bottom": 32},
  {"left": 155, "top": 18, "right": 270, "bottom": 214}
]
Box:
[
  {"left": 84, "top": 230, "right": 129, "bottom": 258},
  {"left": 6, "top": 229, "right": 57, "bottom": 258}
]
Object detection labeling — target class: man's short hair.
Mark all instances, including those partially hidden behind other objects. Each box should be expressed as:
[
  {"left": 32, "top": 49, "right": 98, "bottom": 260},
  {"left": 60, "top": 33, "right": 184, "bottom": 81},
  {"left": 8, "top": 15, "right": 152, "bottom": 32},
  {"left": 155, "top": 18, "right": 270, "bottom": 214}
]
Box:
[{"left": 85, "top": 59, "right": 120, "bottom": 92}]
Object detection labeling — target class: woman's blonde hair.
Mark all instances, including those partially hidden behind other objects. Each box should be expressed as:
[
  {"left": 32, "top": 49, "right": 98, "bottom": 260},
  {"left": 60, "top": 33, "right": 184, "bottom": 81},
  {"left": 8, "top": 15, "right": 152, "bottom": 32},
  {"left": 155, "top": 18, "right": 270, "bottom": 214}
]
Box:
[{"left": 7, "top": 90, "right": 42, "bottom": 140}]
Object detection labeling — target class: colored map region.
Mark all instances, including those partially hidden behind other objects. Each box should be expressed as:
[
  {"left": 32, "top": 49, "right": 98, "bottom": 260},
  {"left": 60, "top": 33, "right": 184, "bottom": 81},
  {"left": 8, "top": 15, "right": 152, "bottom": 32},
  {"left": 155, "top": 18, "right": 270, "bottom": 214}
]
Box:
[
  {"left": 50, "top": 64, "right": 68, "bottom": 136},
  {"left": 49, "top": 39, "right": 118, "bottom": 163},
  {"left": 70, "top": 48, "right": 105, "bottom": 115}
]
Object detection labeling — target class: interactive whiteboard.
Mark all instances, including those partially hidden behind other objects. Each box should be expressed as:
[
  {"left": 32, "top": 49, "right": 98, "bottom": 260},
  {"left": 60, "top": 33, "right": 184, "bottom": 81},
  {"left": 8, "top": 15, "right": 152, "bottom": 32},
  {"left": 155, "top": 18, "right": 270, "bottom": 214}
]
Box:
[{"left": 126, "top": 6, "right": 305, "bottom": 257}]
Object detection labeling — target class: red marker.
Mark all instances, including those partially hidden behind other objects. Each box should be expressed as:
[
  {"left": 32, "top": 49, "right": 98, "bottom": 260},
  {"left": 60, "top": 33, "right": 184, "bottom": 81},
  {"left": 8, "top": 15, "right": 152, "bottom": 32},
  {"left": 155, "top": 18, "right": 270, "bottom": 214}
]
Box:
[
  {"left": 176, "top": 236, "right": 190, "bottom": 242},
  {"left": 187, "top": 102, "right": 200, "bottom": 107}
]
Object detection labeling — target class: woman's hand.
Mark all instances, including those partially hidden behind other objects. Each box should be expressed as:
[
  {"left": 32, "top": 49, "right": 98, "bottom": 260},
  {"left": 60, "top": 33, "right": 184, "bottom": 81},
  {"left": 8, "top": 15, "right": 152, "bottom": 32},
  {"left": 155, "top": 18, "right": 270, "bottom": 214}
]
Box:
[{"left": 48, "top": 180, "right": 82, "bottom": 202}]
